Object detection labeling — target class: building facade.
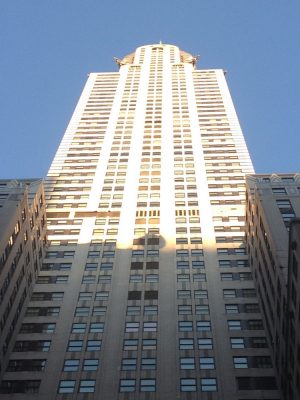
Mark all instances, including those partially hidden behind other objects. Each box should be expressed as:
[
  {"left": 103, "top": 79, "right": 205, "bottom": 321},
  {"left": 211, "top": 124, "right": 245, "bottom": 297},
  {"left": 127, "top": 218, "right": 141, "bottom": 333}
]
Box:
[
  {"left": 0, "top": 44, "right": 280, "bottom": 399},
  {"left": 0, "top": 180, "right": 46, "bottom": 384},
  {"left": 246, "top": 174, "right": 300, "bottom": 399}
]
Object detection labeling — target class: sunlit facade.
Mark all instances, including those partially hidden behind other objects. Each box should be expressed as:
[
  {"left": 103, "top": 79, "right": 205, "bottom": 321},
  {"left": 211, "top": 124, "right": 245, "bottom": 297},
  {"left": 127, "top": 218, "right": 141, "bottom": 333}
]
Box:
[{"left": 0, "top": 44, "right": 280, "bottom": 399}]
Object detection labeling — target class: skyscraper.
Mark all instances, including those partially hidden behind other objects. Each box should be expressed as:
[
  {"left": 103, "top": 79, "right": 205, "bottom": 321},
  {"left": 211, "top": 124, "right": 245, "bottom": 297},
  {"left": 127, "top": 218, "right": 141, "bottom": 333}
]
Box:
[{"left": 0, "top": 44, "right": 280, "bottom": 399}]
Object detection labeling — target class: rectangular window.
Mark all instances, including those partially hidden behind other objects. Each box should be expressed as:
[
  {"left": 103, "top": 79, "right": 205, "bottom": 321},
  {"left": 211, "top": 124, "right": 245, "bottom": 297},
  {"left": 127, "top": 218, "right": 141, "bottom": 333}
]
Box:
[
  {"left": 200, "top": 357, "right": 215, "bottom": 369},
  {"left": 82, "top": 358, "right": 99, "bottom": 371},
  {"left": 179, "top": 321, "right": 193, "bottom": 332},
  {"left": 121, "top": 358, "right": 137, "bottom": 370},
  {"left": 58, "top": 380, "right": 75, "bottom": 394},
  {"left": 233, "top": 356, "right": 248, "bottom": 368},
  {"left": 230, "top": 338, "right": 245, "bottom": 348},
  {"left": 119, "top": 379, "right": 136, "bottom": 393},
  {"left": 180, "top": 357, "right": 195, "bottom": 370},
  {"left": 125, "top": 322, "right": 139, "bottom": 332},
  {"left": 181, "top": 378, "right": 196, "bottom": 392},
  {"left": 79, "top": 380, "right": 96, "bottom": 393},
  {"left": 71, "top": 323, "right": 86, "bottom": 333},
  {"left": 140, "top": 379, "right": 156, "bottom": 392},
  {"left": 123, "top": 339, "right": 138, "bottom": 351},
  {"left": 67, "top": 340, "right": 83, "bottom": 352},
  {"left": 201, "top": 378, "right": 217, "bottom": 392},
  {"left": 86, "top": 340, "right": 101, "bottom": 351},
  {"left": 142, "top": 339, "right": 156, "bottom": 350},
  {"left": 141, "top": 358, "right": 156, "bottom": 370},
  {"left": 179, "top": 339, "right": 194, "bottom": 350},
  {"left": 196, "top": 321, "right": 211, "bottom": 331},
  {"left": 89, "top": 323, "right": 104, "bottom": 333},
  {"left": 63, "top": 359, "right": 79, "bottom": 372},
  {"left": 198, "top": 338, "right": 213, "bottom": 349}
]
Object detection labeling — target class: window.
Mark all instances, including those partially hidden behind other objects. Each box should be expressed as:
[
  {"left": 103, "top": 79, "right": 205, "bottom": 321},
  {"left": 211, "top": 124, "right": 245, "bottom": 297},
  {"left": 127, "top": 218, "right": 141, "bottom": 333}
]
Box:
[
  {"left": 128, "top": 291, "right": 142, "bottom": 300},
  {"left": 177, "top": 290, "right": 191, "bottom": 299},
  {"left": 254, "top": 356, "right": 272, "bottom": 368},
  {"left": 223, "top": 289, "right": 236, "bottom": 298},
  {"left": 143, "top": 322, "right": 157, "bottom": 332},
  {"left": 198, "top": 338, "right": 213, "bottom": 349},
  {"left": 194, "top": 289, "right": 208, "bottom": 299},
  {"left": 144, "top": 290, "right": 158, "bottom": 300},
  {"left": 119, "top": 379, "right": 135, "bottom": 392},
  {"left": 31, "top": 292, "right": 64, "bottom": 301},
  {"left": 82, "top": 275, "right": 96, "bottom": 284},
  {"left": 125, "top": 322, "right": 139, "bottom": 332},
  {"left": 90, "top": 323, "right": 104, "bottom": 333},
  {"left": 201, "top": 378, "right": 217, "bottom": 392},
  {"left": 98, "top": 274, "right": 112, "bottom": 283},
  {"left": 100, "top": 262, "right": 113, "bottom": 270},
  {"left": 129, "top": 274, "right": 143, "bottom": 283},
  {"left": 195, "top": 305, "right": 209, "bottom": 315},
  {"left": 20, "top": 323, "right": 55, "bottom": 334},
  {"left": 236, "top": 376, "right": 277, "bottom": 390},
  {"left": 178, "top": 305, "right": 192, "bottom": 315},
  {"left": 63, "top": 359, "right": 79, "bottom": 372},
  {"left": 0, "top": 380, "right": 41, "bottom": 394},
  {"left": 85, "top": 263, "right": 98, "bottom": 270},
  {"left": 95, "top": 291, "right": 109, "bottom": 301},
  {"left": 67, "top": 340, "right": 83, "bottom": 352},
  {"left": 14, "top": 340, "right": 51, "bottom": 352},
  {"left": 192, "top": 260, "right": 204, "bottom": 269},
  {"left": 78, "top": 292, "right": 92, "bottom": 301},
  {"left": 88, "top": 251, "right": 100, "bottom": 258},
  {"left": 228, "top": 320, "right": 241, "bottom": 330},
  {"left": 200, "top": 357, "right": 215, "bottom": 369},
  {"left": 230, "top": 338, "right": 245, "bottom": 348},
  {"left": 142, "top": 339, "right": 156, "bottom": 350},
  {"left": 122, "top": 358, "right": 137, "bottom": 370},
  {"left": 79, "top": 380, "right": 95, "bottom": 393},
  {"left": 219, "top": 260, "right": 232, "bottom": 268},
  {"left": 6, "top": 359, "right": 46, "bottom": 372},
  {"left": 180, "top": 357, "right": 195, "bottom": 370},
  {"left": 144, "top": 305, "right": 158, "bottom": 315},
  {"left": 145, "top": 274, "right": 159, "bottom": 282},
  {"left": 126, "top": 306, "right": 141, "bottom": 316},
  {"left": 71, "top": 323, "right": 86, "bottom": 333},
  {"left": 196, "top": 321, "right": 211, "bottom": 331},
  {"left": 75, "top": 307, "right": 89, "bottom": 317},
  {"left": 272, "top": 187, "right": 287, "bottom": 194},
  {"left": 179, "top": 321, "right": 193, "bottom": 332},
  {"left": 193, "top": 273, "right": 206, "bottom": 282},
  {"left": 58, "top": 380, "right": 75, "bottom": 394},
  {"left": 191, "top": 249, "right": 203, "bottom": 256},
  {"left": 140, "top": 379, "right": 156, "bottom": 392},
  {"left": 233, "top": 357, "right": 248, "bottom": 368},
  {"left": 247, "top": 319, "right": 263, "bottom": 330},
  {"left": 92, "top": 306, "right": 107, "bottom": 316},
  {"left": 123, "top": 339, "right": 138, "bottom": 351},
  {"left": 132, "top": 250, "right": 144, "bottom": 257},
  {"left": 225, "top": 304, "right": 239, "bottom": 314},
  {"left": 177, "top": 250, "right": 189, "bottom": 257},
  {"left": 251, "top": 337, "right": 268, "bottom": 348},
  {"left": 221, "top": 273, "right": 233, "bottom": 281},
  {"left": 26, "top": 307, "right": 60, "bottom": 316},
  {"left": 181, "top": 378, "right": 196, "bottom": 392},
  {"left": 86, "top": 340, "right": 101, "bottom": 351},
  {"left": 83, "top": 359, "right": 99, "bottom": 371},
  {"left": 179, "top": 339, "right": 194, "bottom": 350},
  {"left": 147, "top": 249, "right": 159, "bottom": 256},
  {"left": 141, "top": 358, "right": 156, "bottom": 370},
  {"left": 177, "top": 260, "right": 189, "bottom": 269}
]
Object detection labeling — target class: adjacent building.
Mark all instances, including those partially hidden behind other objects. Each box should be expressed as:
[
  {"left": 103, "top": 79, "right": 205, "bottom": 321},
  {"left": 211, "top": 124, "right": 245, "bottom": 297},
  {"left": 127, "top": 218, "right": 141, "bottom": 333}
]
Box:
[
  {"left": 0, "top": 44, "right": 280, "bottom": 399},
  {"left": 0, "top": 179, "right": 47, "bottom": 383},
  {"left": 246, "top": 174, "right": 300, "bottom": 400}
]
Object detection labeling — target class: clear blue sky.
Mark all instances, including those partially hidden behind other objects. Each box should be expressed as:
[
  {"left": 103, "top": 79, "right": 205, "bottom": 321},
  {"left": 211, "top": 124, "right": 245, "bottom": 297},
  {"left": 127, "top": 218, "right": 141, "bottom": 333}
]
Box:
[{"left": 1, "top": 0, "right": 299, "bottom": 178}]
